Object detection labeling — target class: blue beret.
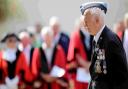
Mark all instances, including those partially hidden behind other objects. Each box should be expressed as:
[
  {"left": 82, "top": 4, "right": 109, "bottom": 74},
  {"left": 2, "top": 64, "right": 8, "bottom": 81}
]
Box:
[{"left": 80, "top": 2, "right": 108, "bottom": 15}]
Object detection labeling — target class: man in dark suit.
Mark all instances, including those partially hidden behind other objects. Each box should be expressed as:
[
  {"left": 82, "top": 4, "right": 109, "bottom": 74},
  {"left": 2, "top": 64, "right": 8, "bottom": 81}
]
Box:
[{"left": 80, "top": 2, "right": 128, "bottom": 89}]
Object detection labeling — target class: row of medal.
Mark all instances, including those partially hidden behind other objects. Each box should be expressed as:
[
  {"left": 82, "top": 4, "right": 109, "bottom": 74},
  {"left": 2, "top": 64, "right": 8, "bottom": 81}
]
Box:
[{"left": 94, "top": 45, "right": 107, "bottom": 74}]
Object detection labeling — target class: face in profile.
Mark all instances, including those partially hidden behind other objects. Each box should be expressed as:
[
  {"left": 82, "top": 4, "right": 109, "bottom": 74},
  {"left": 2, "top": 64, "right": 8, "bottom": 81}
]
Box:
[
  {"left": 83, "top": 12, "right": 97, "bottom": 35},
  {"left": 83, "top": 10, "right": 102, "bottom": 36}
]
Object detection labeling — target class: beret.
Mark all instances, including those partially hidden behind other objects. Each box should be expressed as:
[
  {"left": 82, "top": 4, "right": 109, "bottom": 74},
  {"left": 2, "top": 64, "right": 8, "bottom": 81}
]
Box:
[{"left": 80, "top": 2, "right": 108, "bottom": 15}]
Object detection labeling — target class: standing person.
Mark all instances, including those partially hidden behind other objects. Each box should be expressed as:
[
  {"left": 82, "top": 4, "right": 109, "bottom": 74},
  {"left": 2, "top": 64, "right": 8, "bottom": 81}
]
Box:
[
  {"left": 18, "top": 31, "right": 40, "bottom": 89},
  {"left": 49, "top": 16, "right": 70, "bottom": 56},
  {"left": 0, "top": 33, "right": 33, "bottom": 89},
  {"left": 123, "top": 13, "right": 128, "bottom": 63},
  {"left": 80, "top": 2, "right": 128, "bottom": 89},
  {"left": 32, "top": 27, "right": 68, "bottom": 89},
  {"left": 113, "top": 21, "right": 125, "bottom": 40},
  {"left": 67, "top": 17, "right": 93, "bottom": 89}
]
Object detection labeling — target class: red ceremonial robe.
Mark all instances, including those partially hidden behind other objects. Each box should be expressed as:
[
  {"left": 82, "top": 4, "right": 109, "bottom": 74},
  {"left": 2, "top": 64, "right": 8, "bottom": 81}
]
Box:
[
  {"left": 32, "top": 45, "right": 68, "bottom": 89},
  {"left": 0, "top": 50, "right": 33, "bottom": 89},
  {"left": 23, "top": 47, "right": 40, "bottom": 89},
  {"left": 67, "top": 30, "right": 91, "bottom": 89}
]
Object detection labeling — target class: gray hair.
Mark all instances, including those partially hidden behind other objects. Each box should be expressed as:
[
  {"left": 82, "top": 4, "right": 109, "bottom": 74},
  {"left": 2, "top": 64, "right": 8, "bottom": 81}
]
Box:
[
  {"left": 84, "top": 7, "right": 105, "bottom": 23},
  {"left": 19, "top": 31, "right": 30, "bottom": 40},
  {"left": 41, "top": 26, "right": 53, "bottom": 37},
  {"left": 49, "top": 16, "right": 60, "bottom": 26}
]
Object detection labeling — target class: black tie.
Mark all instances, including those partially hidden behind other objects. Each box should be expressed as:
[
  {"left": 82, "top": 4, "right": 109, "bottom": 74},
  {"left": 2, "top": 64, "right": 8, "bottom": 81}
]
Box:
[
  {"left": 91, "top": 40, "right": 96, "bottom": 61},
  {"left": 92, "top": 40, "right": 96, "bottom": 53}
]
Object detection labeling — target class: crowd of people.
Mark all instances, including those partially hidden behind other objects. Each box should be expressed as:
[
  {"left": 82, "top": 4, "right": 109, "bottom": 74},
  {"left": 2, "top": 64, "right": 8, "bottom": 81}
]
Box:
[{"left": 0, "top": 6, "right": 128, "bottom": 89}]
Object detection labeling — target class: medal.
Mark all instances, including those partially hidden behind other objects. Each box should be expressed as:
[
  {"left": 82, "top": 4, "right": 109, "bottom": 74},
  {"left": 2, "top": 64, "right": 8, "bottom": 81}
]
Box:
[
  {"left": 95, "top": 61, "right": 102, "bottom": 73},
  {"left": 103, "top": 70, "right": 107, "bottom": 74},
  {"left": 92, "top": 81, "right": 96, "bottom": 89}
]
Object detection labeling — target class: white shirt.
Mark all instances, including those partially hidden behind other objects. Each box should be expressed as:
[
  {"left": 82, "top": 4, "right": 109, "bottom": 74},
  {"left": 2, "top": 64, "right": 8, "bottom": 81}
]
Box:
[
  {"left": 42, "top": 43, "right": 54, "bottom": 66},
  {"left": 3, "top": 48, "right": 17, "bottom": 63},
  {"left": 123, "top": 29, "right": 128, "bottom": 63},
  {"left": 94, "top": 25, "right": 105, "bottom": 43},
  {"left": 23, "top": 45, "right": 31, "bottom": 65}
]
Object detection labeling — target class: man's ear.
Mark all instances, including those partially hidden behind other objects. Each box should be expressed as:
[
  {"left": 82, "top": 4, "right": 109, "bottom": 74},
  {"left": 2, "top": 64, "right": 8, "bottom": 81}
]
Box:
[
  {"left": 95, "top": 16, "right": 100, "bottom": 27},
  {"left": 95, "top": 16, "right": 100, "bottom": 23}
]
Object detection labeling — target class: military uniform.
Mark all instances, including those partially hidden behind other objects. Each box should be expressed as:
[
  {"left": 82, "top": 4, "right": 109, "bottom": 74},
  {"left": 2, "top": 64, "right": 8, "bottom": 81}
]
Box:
[{"left": 89, "top": 26, "right": 128, "bottom": 89}]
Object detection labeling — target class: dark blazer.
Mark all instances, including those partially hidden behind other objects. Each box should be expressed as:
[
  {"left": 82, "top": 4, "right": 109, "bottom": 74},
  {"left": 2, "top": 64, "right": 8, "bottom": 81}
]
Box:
[
  {"left": 58, "top": 32, "right": 70, "bottom": 56},
  {"left": 89, "top": 26, "right": 128, "bottom": 89}
]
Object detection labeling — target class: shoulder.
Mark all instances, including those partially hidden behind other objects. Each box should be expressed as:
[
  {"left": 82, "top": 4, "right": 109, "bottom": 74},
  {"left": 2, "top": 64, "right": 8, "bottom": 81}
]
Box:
[
  {"left": 70, "top": 30, "right": 80, "bottom": 40},
  {"left": 60, "top": 32, "right": 70, "bottom": 40},
  {"left": 33, "top": 48, "right": 40, "bottom": 52},
  {"left": 61, "top": 32, "right": 69, "bottom": 38},
  {"left": 0, "top": 51, "right": 3, "bottom": 59},
  {"left": 104, "top": 26, "right": 121, "bottom": 44},
  {"left": 56, "top": 45, "right": 65, "bottom": 55},
  {"left": 56, "top": 45, "right": 63, "bottom": 51}
]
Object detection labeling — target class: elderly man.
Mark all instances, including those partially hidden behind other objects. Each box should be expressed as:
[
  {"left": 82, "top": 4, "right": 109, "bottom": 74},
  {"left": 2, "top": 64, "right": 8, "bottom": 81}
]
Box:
[
  {"left": 18, "top": 31, "right": 39, "bottom": 89},
  {"left": 80, "top": 2, "right": 128, "bottom": 89},
  {"left": 49, "top": 16, "right": 70, "bottom": 56}
]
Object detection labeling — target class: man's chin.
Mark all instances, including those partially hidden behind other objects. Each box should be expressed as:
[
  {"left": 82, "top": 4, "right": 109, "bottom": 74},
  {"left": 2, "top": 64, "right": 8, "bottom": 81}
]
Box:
[{"left": 88, "top": 32, "right": 94, "bottom": 35}]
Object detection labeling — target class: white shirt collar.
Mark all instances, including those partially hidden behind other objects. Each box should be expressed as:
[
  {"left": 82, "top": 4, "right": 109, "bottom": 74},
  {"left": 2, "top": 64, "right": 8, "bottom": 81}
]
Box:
[
  {"left": 23, "top": 45, "right": 32, "bottom": 65},
  {"left": 24, "top": 45, "right": 31, "bottom": 51},
  {"left": 94, "top": 25, "right": 105, "bottom": 43},
  {"left": 42, "top": 42, "right": 54, "bottom": 66},
  {"left": 3, "top": 48, "right": 17, "bottom": 63}
]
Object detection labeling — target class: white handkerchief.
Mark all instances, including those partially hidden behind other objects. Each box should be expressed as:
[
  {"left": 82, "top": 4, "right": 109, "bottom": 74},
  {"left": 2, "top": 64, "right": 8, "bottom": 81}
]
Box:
[
  {"left": 50, "top": 65, "right": 65, "bottom": 77},
  {"left": 0, "top": 84, "right": 8, "bottom": 89},
  {"left": 76, "top": 68, "right": 91, "bottom": 83},
  {"left": 5, "top": 76, "right": 19, "bottom": 89}
]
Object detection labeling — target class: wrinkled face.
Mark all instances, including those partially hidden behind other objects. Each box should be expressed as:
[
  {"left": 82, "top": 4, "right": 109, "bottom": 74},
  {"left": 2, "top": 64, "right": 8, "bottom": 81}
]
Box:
[
  {"left": 21, "top": 36, "right": 31, "bottom": 47},
  {"left": 51, "top": 24, "right": 60, "bottom": 36},
  {"left": 6, "top": 37, "right": 17, "bottom": 49},
  {"left": 83, "top": 11, "right": 98, "bottom": 35},
  {"left": 43, "top": 34, "right": 53, "bottom": 45}
]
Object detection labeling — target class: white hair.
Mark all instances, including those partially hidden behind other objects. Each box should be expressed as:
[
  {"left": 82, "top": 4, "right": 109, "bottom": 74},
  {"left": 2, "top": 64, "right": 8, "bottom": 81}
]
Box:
[
  {"left": 84, "top": 7, "right": 105, "bottom": 23},
  {"left": 49, "top": 16, "right": 60, "bottom": 26},
  {"left": 19, "top": 31, "right": 30, "bottom": 39},
  {"left": 41, "top": 26, "right": 53, "bottom": 37}
]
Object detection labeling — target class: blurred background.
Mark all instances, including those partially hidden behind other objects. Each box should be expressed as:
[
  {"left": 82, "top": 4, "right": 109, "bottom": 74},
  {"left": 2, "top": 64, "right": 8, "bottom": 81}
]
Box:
[{"left": 0, "top": 0, "right": 128, "bottom": 36}]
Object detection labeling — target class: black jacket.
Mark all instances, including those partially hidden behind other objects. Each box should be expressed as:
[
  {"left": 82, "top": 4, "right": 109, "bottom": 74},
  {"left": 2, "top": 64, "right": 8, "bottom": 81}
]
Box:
[{"left": 89, "top": 26, "right": 128, "bottom": 89}]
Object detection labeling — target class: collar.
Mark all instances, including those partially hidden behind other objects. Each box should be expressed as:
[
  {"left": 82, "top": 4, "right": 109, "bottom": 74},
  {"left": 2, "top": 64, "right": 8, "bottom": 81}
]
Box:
[
  {"left": 80, "top": 28, "right": 90, "bottom": 38},
  {"left": 42, "top": 42, "right": 54, "bottom": 50},
  {"left": 3, "top": 48, "right": 17, "bottom": 63},
  {"left": 24, "top": 45, "right": 31, "bottom": 51},
  {"left": 94, "top": 25, "right": 105, "bottom": 43}
]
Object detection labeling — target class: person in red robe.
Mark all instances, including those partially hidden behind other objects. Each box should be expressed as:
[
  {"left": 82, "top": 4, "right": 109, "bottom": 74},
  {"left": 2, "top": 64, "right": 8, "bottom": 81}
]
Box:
[
  {"left": 32, "top": 26, "right": 68, "bottom": 89},
  {"left": 0, "top": 33, "right": 33, "bottom": 89},
  {"left": 18, "top": 31, "right": 40, "bottom": 89},
  {"left": 113, "top": 21, "right": 125, "bottom": 41},
  {"left": 67, "top": 18, "right": 93, "bottom": 89}
]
